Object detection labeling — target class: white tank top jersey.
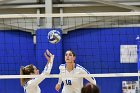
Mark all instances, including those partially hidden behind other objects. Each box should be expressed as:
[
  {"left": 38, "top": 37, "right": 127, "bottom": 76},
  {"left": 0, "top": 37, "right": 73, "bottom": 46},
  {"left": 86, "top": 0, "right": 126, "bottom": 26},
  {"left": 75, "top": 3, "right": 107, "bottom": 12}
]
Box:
[
  {"left": 58, "top": 64, "right": 96, "bottom": 93},
  {"left": 23, "top": 63, "right": 53, "bottom": 93}
]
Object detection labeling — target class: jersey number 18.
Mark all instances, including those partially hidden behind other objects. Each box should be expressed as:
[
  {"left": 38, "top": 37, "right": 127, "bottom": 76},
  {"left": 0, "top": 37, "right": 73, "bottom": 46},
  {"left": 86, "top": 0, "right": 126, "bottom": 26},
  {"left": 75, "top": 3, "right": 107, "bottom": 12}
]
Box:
[{"left": 65, "top": 80, "right": 72, "bottom": 85}]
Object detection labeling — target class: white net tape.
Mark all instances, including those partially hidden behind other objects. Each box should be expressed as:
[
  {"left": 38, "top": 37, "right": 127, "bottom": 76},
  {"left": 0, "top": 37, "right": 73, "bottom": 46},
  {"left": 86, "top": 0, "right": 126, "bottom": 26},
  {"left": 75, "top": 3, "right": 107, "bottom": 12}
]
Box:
[{"left": 0, "top": 73, "right": 139, "bottom": 79}]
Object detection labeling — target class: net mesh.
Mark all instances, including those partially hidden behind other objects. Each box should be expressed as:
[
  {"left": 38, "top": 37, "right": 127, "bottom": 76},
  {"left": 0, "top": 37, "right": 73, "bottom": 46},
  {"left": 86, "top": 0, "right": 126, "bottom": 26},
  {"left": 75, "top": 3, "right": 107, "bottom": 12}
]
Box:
[{"left": 0, "top": 12, "right": 140, "bottom": 93}]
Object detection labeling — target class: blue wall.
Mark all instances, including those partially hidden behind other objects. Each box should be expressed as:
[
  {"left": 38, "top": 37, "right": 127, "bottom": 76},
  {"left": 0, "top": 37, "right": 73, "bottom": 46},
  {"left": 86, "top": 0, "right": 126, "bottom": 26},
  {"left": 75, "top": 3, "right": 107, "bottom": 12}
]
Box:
[
  {"left": 36, "top": 29, "right": 62, "bottom": 93},
  {"left": 0, "top": 30, "right": 36, "bottom": 93},
  {"left": 63, "top": 27, "right": 139, "bottom": 93},
  {"left": 0, "top": 28, "right": 139, "bottom": 93}
]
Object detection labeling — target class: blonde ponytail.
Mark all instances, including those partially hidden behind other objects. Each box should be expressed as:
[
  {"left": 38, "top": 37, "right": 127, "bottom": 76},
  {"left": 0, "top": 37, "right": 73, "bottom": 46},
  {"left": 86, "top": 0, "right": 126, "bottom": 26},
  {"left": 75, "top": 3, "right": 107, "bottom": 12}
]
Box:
[{"left": 20, "top": 66, "right": 25, "bottom": 86}]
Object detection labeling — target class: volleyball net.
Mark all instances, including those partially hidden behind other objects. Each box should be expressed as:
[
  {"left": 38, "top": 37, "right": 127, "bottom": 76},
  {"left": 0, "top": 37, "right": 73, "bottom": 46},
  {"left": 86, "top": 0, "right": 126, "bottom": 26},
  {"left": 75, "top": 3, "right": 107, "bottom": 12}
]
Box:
[{"left": 0, "top": 12, "right": 140, "bottom": 93}]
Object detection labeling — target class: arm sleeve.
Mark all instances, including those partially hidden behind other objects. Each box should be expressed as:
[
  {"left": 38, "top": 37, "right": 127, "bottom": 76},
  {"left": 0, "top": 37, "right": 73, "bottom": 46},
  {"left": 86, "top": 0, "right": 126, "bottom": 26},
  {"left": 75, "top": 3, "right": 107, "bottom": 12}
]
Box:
[
  {"left": 81, "top": 67, "right": 96, "bottom": 85},
  {"left": 57, "top": 65, "right": 62, "bottom": 85},
  {"left": 27, "top": 62, "right": 53, "bottom": 88}
]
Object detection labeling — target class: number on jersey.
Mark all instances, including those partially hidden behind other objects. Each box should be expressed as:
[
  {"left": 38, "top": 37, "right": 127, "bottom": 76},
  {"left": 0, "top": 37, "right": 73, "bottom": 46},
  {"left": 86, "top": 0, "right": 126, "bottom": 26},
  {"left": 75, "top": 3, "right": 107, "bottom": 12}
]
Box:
[{"left": 65, "top": 80, "right": 72, "bottom": 85}]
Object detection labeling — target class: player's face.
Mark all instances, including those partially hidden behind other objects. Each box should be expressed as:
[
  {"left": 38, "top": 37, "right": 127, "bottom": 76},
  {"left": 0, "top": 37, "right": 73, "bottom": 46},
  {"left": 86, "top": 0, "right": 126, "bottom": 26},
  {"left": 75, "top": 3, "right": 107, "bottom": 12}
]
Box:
[
  {"left": 33, "top": 66, "right": 39, "bottom": 75},
  {"left": 65, "top": 51, "right": 75, "bottom": 63}
]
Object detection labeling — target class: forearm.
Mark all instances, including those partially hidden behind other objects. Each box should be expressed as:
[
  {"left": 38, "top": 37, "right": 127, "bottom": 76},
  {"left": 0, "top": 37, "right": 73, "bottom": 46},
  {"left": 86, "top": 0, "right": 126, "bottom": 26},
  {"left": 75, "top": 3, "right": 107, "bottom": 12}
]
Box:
[
  {"left": 57, "top": 78, "right": 62, "bottom": 85},
  {"left": 27, "top": 49, "right": 54, "bottom": 87},
  {"left": 85, "top": 77, "right": 96, "bottom": 85},
  {"left": 28, "top": 64, "right": 53, "bottom": 87},
  {"left": 44, "top": 62, "right": 53, "bottom": 75}
]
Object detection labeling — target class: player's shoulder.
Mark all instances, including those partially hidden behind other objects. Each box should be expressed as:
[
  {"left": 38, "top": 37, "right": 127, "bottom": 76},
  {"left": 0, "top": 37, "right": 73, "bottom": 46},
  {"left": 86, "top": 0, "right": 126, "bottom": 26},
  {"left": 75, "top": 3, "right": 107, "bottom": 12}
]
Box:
[
  {"left": 76, "top": 64, "right": 84, "bottom": 69},
  {"left": 27, "top": 79, "right": 34, "bottom": 84},
  {"left": 59, "top": 64, "right": 65, "bottom": 69},
  {"left": 23, "top": 79, "right": 33, "bottom": 88},
  {"left": 23, "top": 80, "right": 28, "bottom": 88},
  {"left": 76, "top": 64, "right": 89, "bottom": 72}
]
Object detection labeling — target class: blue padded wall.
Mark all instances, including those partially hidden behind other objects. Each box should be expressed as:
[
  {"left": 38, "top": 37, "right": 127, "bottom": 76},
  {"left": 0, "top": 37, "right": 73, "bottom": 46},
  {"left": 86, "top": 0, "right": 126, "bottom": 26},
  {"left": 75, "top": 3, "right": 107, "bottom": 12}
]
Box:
[
  {"left": 0, "top": 28, "right": 139, "bottom": 93},
  {"left": 63, "top": 27, "right": 139, "bottom": 93},
  {"left": 0, "top": 30, "right": 36, "bottom": 93},
  {"left": 36, "top": 29, "right": 62, "bottom": 93}
]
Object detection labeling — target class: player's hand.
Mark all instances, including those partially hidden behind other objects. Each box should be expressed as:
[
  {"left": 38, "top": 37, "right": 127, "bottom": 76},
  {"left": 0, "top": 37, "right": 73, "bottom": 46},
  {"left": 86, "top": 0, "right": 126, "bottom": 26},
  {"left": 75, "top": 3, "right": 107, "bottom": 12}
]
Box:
[
  {"left": 55, "top": 83, "right": 61, "bottom": 92},
  {"left": 44, "top": 49, "right": 54, "bottom": 63}
]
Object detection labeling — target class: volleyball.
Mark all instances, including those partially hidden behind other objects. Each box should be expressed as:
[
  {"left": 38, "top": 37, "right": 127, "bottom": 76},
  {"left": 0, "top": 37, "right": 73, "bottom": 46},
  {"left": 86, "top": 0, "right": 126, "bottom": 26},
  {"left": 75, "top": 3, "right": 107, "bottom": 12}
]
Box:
[{"left": 48, "top": 30, "right": 61, "bottom": 44}]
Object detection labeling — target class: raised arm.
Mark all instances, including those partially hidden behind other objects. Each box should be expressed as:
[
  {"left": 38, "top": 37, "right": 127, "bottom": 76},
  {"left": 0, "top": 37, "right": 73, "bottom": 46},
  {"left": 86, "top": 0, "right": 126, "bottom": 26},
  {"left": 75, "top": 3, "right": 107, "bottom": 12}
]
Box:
[
  {"left": 27, "top": 50, "right": 54, "bottom": 87},
  {"left": 43, "top": 49, "right": 54, "bottom": 74}
]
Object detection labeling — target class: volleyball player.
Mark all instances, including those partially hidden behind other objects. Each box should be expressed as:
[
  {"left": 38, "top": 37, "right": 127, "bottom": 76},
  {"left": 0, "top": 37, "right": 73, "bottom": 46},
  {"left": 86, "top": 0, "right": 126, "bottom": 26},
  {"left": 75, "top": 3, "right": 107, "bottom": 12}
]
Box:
[
  {"left": 81, "top": 83, "right": 99, "bottom": 93},
  {"left": 55, "top": 50, "right": 96, "bottom": 93},
  {"left": 20, "top": 49, "right": 54, "bottom": 93}
]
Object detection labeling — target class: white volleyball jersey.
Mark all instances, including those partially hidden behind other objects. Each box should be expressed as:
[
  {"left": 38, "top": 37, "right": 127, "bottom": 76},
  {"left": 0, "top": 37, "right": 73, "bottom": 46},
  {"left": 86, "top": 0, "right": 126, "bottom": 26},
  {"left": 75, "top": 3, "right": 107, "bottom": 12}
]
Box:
[
  {"left": 58, "top": 64, "right": 96, "bottom": 93},
  {"left": 23, "top": 63, "right": 53, "bottom": 93}
]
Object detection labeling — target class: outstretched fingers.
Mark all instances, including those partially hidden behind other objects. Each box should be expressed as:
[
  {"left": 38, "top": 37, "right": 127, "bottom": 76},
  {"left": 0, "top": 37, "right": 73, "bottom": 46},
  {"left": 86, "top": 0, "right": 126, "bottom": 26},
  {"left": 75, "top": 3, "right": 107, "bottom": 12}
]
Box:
[
  {"left": 46, "top": 49, "right": 53, "bottom": 56},
  {"left": 44, "top": 51, "right": 50, "bottom": 61},
  {"left": 44, "top": 49, "right": 54, "bottom": 63}
]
